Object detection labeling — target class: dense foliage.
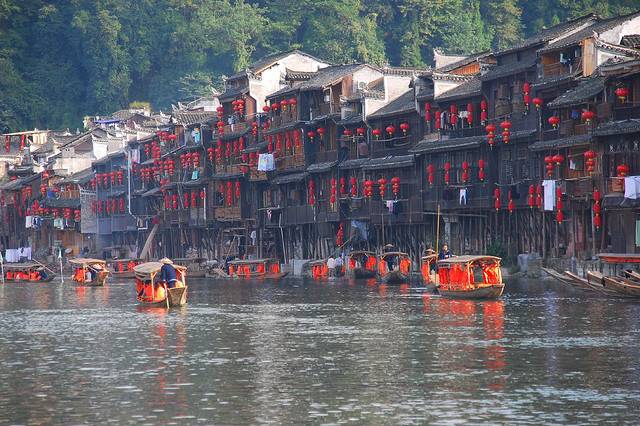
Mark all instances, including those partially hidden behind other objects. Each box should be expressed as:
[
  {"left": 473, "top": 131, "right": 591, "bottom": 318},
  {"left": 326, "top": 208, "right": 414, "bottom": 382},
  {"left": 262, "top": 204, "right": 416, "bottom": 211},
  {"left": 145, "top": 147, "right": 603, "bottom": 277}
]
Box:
[{"left": 1, "top": 0, "right": 638, "bottom": 131}]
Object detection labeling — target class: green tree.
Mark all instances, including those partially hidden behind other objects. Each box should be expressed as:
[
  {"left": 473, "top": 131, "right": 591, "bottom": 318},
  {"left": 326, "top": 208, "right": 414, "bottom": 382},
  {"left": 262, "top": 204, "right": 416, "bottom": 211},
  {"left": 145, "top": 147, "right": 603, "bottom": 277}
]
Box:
[{"left": 488, "top": 0, "right": 524, "bottom": 50}]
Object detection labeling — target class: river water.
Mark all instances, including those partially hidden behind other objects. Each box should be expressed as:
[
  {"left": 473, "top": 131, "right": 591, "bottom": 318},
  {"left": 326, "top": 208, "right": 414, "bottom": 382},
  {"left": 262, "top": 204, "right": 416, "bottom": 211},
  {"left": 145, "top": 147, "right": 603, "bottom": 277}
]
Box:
[{"left": 0, "top": 276, "right": 639, "bottom": 425}]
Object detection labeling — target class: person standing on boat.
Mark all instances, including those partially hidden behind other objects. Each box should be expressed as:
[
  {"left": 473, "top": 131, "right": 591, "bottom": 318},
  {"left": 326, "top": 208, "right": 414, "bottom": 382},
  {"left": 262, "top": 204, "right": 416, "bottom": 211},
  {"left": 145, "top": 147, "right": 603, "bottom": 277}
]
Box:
[
  {"left": 439, "top": 244, "right": 452, "bottom": 260},
  {"left": 160, "top": 258, "right": 178, "bottom": 288},
  {"left": 327, "top": 256, "right": 336, "bottom": 277}
]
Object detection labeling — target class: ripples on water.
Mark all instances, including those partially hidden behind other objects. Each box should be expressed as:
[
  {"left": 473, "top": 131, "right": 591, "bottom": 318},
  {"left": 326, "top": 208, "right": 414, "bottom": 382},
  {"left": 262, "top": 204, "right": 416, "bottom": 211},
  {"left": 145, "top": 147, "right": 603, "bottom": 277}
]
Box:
[{"left": 1, "top": 277, "right": 640, "bottom": 424}]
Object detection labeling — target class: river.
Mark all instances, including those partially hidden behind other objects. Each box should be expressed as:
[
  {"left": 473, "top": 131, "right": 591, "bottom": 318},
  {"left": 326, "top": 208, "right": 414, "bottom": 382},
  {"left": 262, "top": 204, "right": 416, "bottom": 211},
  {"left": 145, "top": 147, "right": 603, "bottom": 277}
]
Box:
[{"left": 0, "top": 277, "right": 639, "bottom": 424}]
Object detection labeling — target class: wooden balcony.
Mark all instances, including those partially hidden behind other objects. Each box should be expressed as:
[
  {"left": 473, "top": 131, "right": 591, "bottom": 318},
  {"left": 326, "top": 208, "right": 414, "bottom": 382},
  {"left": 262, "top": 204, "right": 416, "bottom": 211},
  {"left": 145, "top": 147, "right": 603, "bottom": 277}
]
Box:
[
  {"left": 423, "top": 183, "right": 492, "bottom": 211},
  {"left": 270, "top": 111, "right": 297, "bottom": 128},
  {"left": 214, "top": 205, "right": 241, "bottom": 221},
  {"left": 221, "top": 122, "right": 248, "bottom": 135},
  {"left": 542, "top": 58, "right": 581, "bottom": 79},
  {"left": 276, "top": 152, "right": 305, "bottom": 171}
]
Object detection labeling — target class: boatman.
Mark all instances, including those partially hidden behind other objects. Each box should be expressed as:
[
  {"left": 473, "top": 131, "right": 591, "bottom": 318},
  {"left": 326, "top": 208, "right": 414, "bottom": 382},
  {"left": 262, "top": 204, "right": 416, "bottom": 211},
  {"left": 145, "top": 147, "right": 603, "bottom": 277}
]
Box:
[
  {"left": 438, "top": 244, "right": 453, "bottom": 260},
  {"left": 160, "top": 258, "right": 178, "bottom": 288}
]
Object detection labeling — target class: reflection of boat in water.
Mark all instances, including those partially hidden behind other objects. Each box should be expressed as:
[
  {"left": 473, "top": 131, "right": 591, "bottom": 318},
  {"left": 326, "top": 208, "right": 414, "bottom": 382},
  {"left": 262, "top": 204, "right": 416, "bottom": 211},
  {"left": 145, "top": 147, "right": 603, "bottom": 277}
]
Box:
[
  {"left": 420, "top": 253, "right": 438, "bottom": 292},
  {"left": 133, "top": 262, "right": 188, "bottom": 307},
  {"left": 109, "top": 258, "right": 141, "bottom": 279},
  {"left": 347, "top": 251, "right": 377, "bottom": 279},
  {"left": 70, "top": 258, "right": 109, "bottom": 286},
  {"left": 437, "top": 256, "right": 504, "bottom": 299},
  {"left": 378, "top": 252, "right": 411, "bottom": 284},
  {"left": 3, "top": 262, "right": 55, "bottom": 283},
  {"left": 227, "top": 259, "right": 288, "bottom": 279}
]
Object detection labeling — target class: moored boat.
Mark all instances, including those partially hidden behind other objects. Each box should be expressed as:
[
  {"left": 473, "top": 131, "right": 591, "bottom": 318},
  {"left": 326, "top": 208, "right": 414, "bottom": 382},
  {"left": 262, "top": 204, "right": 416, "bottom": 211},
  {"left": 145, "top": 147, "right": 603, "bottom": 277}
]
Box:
[
  {"left": 3, "top": 262, "right": 55, "bottom": 283},
  {"left": 378, "top": 252, "right": 411, "bottom": 284},
  {"left": 542, "top": 267, "right": 596, "bottom": 292},
  {"left": 109, "top": 258, "right": 141, "bottom": 279},
  {"left": 346, "top": 251, "right": 377, "bottom": 279},
  {"left": 420, "top": 253, "right": 438, "bottom": 292},
  {"left": 437, "top": 255, "right": 504, "bottom": 299},
  {"left": 133, "top": 261, "right": 188, "bottom": 307},
  {"left": 173, "top": 257, "right": 207, "bottom": 278},
  {"left": 70, "top": 258, "right": 109, "bottom": 286},
  {"left": 227, "top": 258, "right": 288, "bottom": 279}
]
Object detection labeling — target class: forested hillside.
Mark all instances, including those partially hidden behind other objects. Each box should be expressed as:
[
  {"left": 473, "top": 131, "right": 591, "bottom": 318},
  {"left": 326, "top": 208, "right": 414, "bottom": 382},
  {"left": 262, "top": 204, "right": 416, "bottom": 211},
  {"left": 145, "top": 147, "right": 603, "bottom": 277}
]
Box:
[{"left": 1, "top": 0, "right": 639, "bottom": 131}]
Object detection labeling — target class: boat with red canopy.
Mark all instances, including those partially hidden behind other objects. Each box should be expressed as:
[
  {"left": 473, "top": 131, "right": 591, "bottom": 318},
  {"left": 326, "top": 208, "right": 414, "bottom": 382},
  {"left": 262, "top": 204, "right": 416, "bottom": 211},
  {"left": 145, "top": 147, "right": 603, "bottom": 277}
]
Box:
[
  {"left": 133, "top": 261, "right": 188, "bottom": 307},
  {"left": 378, "top": 252, "right": 411, "bottom": 284},
  {"left": 227, "top": 258, "right": 287, "bottom": 279},
  {"left": 420, "top": 253, "right": 438, "bottom": 291},
  {"left": 437, "top": 255, "right": 504, "bottom": 299},
  {"left": 109, "top": 258, "right": 141, "bottom": 279},
  {"left": 70, "top": 258, "right": 109, "bottom": 286},
  {"left": 346, "top": 251, "right": 377, "bottom": 279}
]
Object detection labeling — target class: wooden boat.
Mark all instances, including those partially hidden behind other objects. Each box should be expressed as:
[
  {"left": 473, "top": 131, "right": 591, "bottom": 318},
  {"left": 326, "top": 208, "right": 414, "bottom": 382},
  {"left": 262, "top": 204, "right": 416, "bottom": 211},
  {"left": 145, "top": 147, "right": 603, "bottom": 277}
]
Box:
[
  {"left": 437, "top": 255, "right": 504, "bottom": 299},
  {"left": 585, "top": 270, "right": 626, "bottom": 295},
  {"left": 173, "top": 257, "right": 207, "bottom": 278},
  {"left": 378, "top": 252, "right": 411, "bottom": 284},
  {"left": 621, "top": 269, "right": 640, "bottom": 282},
  {"left": 308, "top": 259, "right": 345, "bottom": 279},
  {"left": 347, "top": 251, "right": 377, "bottom": 279},
  {"left": 133, "top": 262, "right": 188, "bottom": 307},
  {"left": 542, "top": 267, "right": 596, "bottom": 292},
  {"left": 2, "top": 262, "right": 56, "bottom": 283},
  {"left": 70, "top": 258, "right": 109, "bottom": 286},
  {"left": 227, "top": 258, "right": 288, "bottom": 279},
  {"left": 420, "top": 253, "right": 438, "bottom": 292},
  {"left": 611, "top": 275, "right": 640, "bottom": 297},
  {"left": 109, "top": 258, "right": 141, "bottom": 279}
]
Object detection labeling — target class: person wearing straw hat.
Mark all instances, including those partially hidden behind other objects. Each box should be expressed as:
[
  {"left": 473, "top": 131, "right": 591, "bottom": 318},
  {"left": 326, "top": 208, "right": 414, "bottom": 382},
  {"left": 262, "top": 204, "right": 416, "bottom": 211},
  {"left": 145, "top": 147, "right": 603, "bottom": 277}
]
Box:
[{"left": 160, "top": 258, "right": 178, "bottom": 288}]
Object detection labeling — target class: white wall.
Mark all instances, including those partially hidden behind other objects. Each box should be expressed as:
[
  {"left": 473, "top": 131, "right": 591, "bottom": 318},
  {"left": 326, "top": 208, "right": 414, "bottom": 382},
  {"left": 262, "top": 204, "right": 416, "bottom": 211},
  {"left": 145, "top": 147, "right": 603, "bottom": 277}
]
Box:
[{"left": 600, "top": 15, "right": 640, "bottom": 44}]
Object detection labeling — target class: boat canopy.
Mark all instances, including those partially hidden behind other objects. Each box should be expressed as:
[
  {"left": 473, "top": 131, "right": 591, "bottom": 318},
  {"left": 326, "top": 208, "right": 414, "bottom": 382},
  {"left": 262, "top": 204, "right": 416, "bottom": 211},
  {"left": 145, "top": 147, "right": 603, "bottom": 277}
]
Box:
[
  {"left": 69, "top": 258, "right": 106, "bottom": 266},
  {"left": 437, "top": 255, "right": 502, "bottom": 266},
  {"left": 3, "top": 263, "right": 44, "bottom": 270},
  {"left": 597, "top": 253, "right": 640, "bottom": 264},
  {"left": 134, "top": 262, "right": 187, "bottom": 279},
  {"left": 380, "top": 251, "right": 410, "bottom": 259},
  {"left": 227, "top": 258, "right": 276, "bottom": 265},
  {"left": 349, "top": 251, "right": 375, "bottom": 257}
]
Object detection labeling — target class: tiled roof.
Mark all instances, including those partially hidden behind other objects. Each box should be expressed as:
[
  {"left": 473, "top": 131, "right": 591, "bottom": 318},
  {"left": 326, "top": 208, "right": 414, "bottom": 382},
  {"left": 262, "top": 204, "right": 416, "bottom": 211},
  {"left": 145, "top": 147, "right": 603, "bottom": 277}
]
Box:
[
  {"left": 219, "top": 86, "right": 249, "bottom": 102},
  {"left": 339, "top": 158, "right": 369, "bottom": 170},
  {"left": 593, "top": 119, "right": 640, "bottom": 137},
  {"left": 539, "top": 11, "right": 640, "bottom": 53},
  {"left": 271, "top": 172, "right": 308, "bottom": 185},
  {"left": 410, "top": 135, "right": 484, "bottom": 154},
  {"left": 497, "top": 14, "right": 597, "bottom": 55},
  {"left": 368, "top": 90, "right": 416, "bottom": 118},
  {"left": 621, "top": 34, "right": 640, "bottom": 48},
  {"left": 286, "top": 69, "right": 315, "bottom": 80},
  {"left": 112, "top": 110, "right": 136, "bottom": 121},
  {"left": 227, "top": 50, "right": 327, "bottom": 81},
  {"left": 307, "top": 161, "right": 337, "bottom": 174},
  {"left": 172, "top": 111, "right": 216, "bottom": 126},
  {"left": 297, "top": 64, "right": 372, "bottom": 91},
  {"left": 436, "top": 51, "right": 491, "bottom": 73},
  {"left": 436, "top": 78, "right": 481, "bottom": 102},
  {"left": 547, "top": 75, "right": 605, "bottom": 108},
  {"left": 362, "top": 155, "right": 414, "bottom": 170},
  {"left": 480, "top": 57, "right": 537, "bottom": 81},
  {"left": 336, "top": 114, "right": 364, "bottom": 126},
  {"left": 529, "top": 134, "right": 591, "bottom": 151},
  {"left": 532, "top": 70, "right": 581, "bottom": 90}
]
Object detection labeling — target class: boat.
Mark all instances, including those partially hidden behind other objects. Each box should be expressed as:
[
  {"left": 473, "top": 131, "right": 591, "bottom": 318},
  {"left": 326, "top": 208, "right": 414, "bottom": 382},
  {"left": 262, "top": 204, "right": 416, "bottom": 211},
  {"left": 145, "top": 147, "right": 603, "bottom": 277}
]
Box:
[
  {"left": 70, "top": 258, "right": 109, "bottom": 286},
  {"left": 542, "top": 267, "right": 596, "bottom": 292},
  {"left": 585, "top": 270, "right": 628, "bottom": 296},
  {"left": 611, "top": 274, "right": 640, "bottom": 297},
  {"left": 133, "top": 261, "right": 188, "bottom": 307},
  {"left": 420, "top": 253, "right": 438, "bottom": 292},
  {"left": 173, "top": 257, "right": 207, "bottom": 278},
  {"left": 621, "top": 269, "right": 640, "bottom": 282},
  {"left": 378, "top": 252, "right": 411, "bottom": 284},
  {"left": 2, "top": 262, "right": 56, "bottom": 283},
  {"left": 109, "top": 258, "right": 141, "bottom": 279},
  {"left": 437, "top": 255, "right": 504, "bottom": 299},
  {"left": 346, "top": 251, "right": 377, "bottom": 279},
  {"left": 227, "top": 258, "right": 288, "bottom": 279}
]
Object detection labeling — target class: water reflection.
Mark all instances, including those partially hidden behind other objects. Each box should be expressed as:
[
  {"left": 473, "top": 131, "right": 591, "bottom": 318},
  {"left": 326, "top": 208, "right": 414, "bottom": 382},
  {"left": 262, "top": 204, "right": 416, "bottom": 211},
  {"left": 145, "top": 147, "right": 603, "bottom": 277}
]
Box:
[{"left": 0, "top": 277, "right": 639, "bottom": 424}]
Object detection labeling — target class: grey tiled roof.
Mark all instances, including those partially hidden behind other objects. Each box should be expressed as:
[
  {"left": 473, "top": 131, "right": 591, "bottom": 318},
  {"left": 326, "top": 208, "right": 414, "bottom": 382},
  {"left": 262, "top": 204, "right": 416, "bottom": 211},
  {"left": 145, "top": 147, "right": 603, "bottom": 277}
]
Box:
[
  {"left": 436, "top": 78, "right": 481, "bottom": 102},
  {"left": 219, "top": 86, "right": 249, "bottom": 101},
  {"left": 529, "top": 134, "right": 591, "bottom": 151},
  {"left": 436, "top": 51, "right": 491, "bottom": 73},
  {"left": 227, "top": 50, "right": 326, "bottom": 81},
  {"left": 271, "top": 172, "right": 308, "bottom": 185},
  {"left": 547, "top": 76, "right": 605, "bottom": 108},
  {"left": 480, "top": 57, "right": 537, "bottom": 81},
  {"left": 621, "top": 34, "right": 640, "bottom": 48},
  {"left": 410, "top": 135, "right": 484, "bottom": 154},
  {"left": 307, "top": 161, "right": 337, "bottom": 174},
  {"left": 339, "top": 158, "right": 369, "bottom": 170},
  {"left": 297, "top": 64, "right": 371, "bottom": 91},
  {"left": 368, "top": 90, "right": 416, "bottom": 118},
  {"left": 362, "top": 155, "right": 414, "bottom": 170},
  {"left": 594, "top": 119, "right": 640, "bottom": 137},
  {"left": 172, "top": 111, "right": 217, "bottom": 126}
]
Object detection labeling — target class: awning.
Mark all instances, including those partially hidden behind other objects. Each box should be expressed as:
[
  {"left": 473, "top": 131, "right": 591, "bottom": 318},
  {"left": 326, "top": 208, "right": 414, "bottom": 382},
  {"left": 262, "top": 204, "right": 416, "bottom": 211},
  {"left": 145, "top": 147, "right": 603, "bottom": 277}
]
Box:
[
  {"left": 339, "top": 158, "right": 369, "bottom": 170},
  {"left": 594, "top": 119, "right": 640, "bottom": 137},
  {"left": 363, "top": 155, "right": 414, "bottom": 171},
  {"left": 271, "top": 172, "right": 308, "bottom": 185},
  {"left": 307, "top": 161, "right": 337, "bottom": 174}
]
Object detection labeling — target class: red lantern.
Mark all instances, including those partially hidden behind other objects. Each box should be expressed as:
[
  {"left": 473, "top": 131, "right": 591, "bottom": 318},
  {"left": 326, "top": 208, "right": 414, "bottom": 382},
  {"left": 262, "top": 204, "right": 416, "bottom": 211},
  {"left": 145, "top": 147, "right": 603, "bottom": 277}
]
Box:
[
  {"left": 336, "top": 223, "right": 344, "bottom": 246},
  {"left": 494, "top": 188, "right": 501, "bottom": 211},
  {"left": 486, "top": 123, "right": 496, "bottom": 148},
  {"left": 363, "top": 180, "right": 374, "bottom": 198},
  {"left": 339, "top": 177, "right": 346, "bottom": 195},
  {"left": 235, "top": 181, "right": 241, "bottom": 200},
  {"left": 308, "top": 179, "right": 316, "bottom": 205},
  {"left": 289, "top": 98, "right": 297, "bottom": 107},
  {"left": 356, "top": 127, "right": 366, "bottom": 136},
  {"left": 593, "top": 188, "right": 602, "bottom": 229},
  {"left": 350, "top": 176, "right": 358, "bottom": 197},
  {"left": 372, "top": 129, "right": 381, "bottom": 139},
  {"left": 280, "top": 99, "right": 288, "bottom": 111},
  {"left": 532, "top": 97, "right": 543, "bottom": 110},
  {"left": 552, "top": 154, "right": 565, "bottom": 166},
  {"left": 435, "top": 111, "right": 441, "bottom": 130},
  {"left": 343, "top": 129, "right": 353, "bottom": 137},
  {"left": 378, "top": 178, "right": 387, "bottom": 199},
  {"left": 427, "top": 164, "right": 435, "bottom": 185},
  {"left": 480, "top": 99, "right": 488, "bottom": 124},
  {"left": 391, "top": 177, "right": 400, "bottom": 197},
  {"left": 385, "top": 125, "right": 395, "bottom": 136},
  {"left": 508, "top": 191, "right": 515, "bottom": 214},
  {"left": 548, "top": 116, "right": 560, "bottom": 129},
  {"left": 399, "top": 123, "right": 410, "bottom": 135},
  {"left": 617, "top": 164, "right": 630, "bottom": 177},
  {"left": 581, "top": 110, "right": 595, "bottom": 124},
  {"left": 461, "top": 160, "right": 469, "bottom": 183},
  {"left": 262, "top": 105, "right": 270, "bottom": 113},
  {"left": 330, "top": 178, "right": 337, "bottom": 204},
  {"left": 536, "top": 183, "right": 543, "bottom": 209},
  {"left": 584, "top": 150, "right": 596, "bottom": 173},
  {"left": 528, "top": 184, "right": 535, "bottom": 208},
  {"left": 444, "top": 162, "right": 451, "bottom": 185},
  {"left": 478, "top": 159, "right": 485, "bottom": 182},
  {"left": 500, "top": 120, "right": 512, "bottom": 144},
  {"left": 425, "top": 102, "right": 432, "bottom": 122},
  {"left": 317, "top": 127, "right": 326, "bottom": 140},
  {"left": 615, "top": 87, "right": 629, "bottom": 102},
  {"left": 307, "top": 130, "right": 316, "bottom": 141}
]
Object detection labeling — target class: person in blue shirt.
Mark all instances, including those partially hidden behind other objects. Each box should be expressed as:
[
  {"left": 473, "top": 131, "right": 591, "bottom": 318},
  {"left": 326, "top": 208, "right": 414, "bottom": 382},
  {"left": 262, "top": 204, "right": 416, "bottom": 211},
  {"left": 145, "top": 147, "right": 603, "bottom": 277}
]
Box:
[{"left": 160, "top": 258, "right": 178, "bottom": 288}]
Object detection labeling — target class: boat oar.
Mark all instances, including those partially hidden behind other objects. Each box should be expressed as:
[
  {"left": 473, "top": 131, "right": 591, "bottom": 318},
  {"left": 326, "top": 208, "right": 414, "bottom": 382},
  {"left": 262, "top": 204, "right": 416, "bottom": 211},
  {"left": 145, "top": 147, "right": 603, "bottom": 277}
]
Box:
[
  {"left": 164, "top": 283, "right": 169, "bottom": 309},
  {"left": 32, "top": 258, "right": 58, "bottom": 277}
]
